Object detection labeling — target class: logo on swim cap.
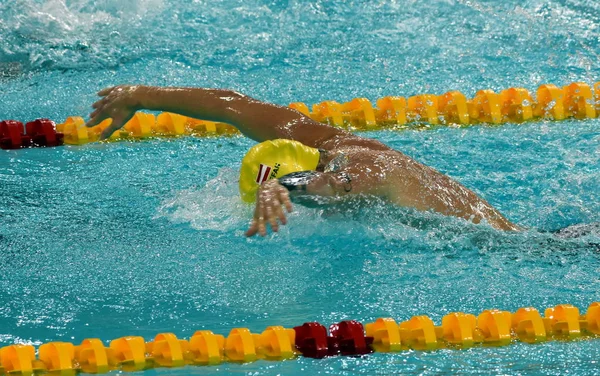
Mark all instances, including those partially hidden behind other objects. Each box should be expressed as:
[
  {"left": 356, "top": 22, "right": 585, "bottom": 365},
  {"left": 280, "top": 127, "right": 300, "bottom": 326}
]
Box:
[
  {"left": 255, "top": 163, "right": 283, "bottom": 184},
  {"left": 239, "top": 139, "right": 320, "bottom": 203},
  {"left": 256, "top": 164, "right": 272, "bottom": 184}
]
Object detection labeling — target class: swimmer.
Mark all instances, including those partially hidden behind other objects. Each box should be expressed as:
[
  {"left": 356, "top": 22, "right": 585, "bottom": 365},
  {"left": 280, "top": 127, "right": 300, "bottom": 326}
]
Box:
[{"left": 86, "top": 85, "right": 522, "bottom": 237}]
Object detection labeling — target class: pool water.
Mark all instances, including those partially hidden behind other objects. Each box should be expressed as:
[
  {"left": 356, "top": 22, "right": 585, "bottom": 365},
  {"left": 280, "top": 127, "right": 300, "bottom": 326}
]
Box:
[{"left": 1, "top": 0, "right": 600, "bottom": 374}]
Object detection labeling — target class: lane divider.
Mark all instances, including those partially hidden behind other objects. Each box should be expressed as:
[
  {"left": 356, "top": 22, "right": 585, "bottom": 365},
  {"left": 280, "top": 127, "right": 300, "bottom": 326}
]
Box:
[
  {"left": 0, "top": 119, "right": 65, "bottom": 150},
  {"left": 0, "top": 303, "right": 599, "bottom": 374},
  {"left": 1, "top": 81, "right": 598, "bottom": 150},
  {"left": 290, "top": 81, "right": 599, "bottom": 129}
]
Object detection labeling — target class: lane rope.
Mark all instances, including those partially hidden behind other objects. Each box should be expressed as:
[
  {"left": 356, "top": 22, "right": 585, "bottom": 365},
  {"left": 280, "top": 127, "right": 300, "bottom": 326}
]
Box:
[
  {"left": 1, "top": 81, "right": 599, "bottom": 149},
  {"left": 1, "top": 303, "right": 599, "bottom": 374}
]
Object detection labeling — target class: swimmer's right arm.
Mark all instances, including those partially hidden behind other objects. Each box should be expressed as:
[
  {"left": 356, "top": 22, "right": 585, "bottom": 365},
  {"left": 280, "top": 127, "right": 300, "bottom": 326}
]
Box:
[{"left": 86, "top": 85, "right": 345, "bottom": 143}]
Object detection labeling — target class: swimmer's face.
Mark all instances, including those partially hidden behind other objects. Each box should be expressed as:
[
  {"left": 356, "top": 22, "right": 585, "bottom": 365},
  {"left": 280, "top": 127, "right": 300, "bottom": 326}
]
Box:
[
  {"left": 279, "top": 171, "right": 351, "bottom": 197},
  {"left": 305, "top": 171, "right": 352, "bottom": 196}
]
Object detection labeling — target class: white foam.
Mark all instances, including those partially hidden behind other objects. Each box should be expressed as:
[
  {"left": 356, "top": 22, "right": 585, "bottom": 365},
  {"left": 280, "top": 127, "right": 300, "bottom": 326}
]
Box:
[
  {"left": 0, "top": 0, "right": 165, "bottom": 69},
  {"left": 154, "top": 166, "right": 478, "bottom": 244},
  {"left": 155, "top": 167, "right": 249, "bottom": 232}
]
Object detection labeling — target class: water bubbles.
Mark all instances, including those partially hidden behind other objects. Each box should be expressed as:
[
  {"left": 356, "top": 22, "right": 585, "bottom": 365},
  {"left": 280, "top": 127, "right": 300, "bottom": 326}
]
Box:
[
  {"left": 544, "top": 100, "right": 556, "bottom": 111},
  {"left": 156, "top": 167, "right": 248, "bottom": 232}
]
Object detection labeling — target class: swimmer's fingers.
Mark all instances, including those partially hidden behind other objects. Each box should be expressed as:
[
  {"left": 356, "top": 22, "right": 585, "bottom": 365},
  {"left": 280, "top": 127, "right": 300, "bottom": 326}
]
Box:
[
  {"left": 269, "top": 185, "right": 294, "bottom": 231},
  {"left": 278, "top": 188, "right": 293, "bottom": 213},
  {"left": 86, "top": 111, "right": 128, "bottom": 139},
  {"left": 97, "top": 86, "right": 116, "bottom": 96},
  {"left": 92, "top": 93, "right": 112, "bottom": 109},
  {"left": 86, "top": 97, "right": 111, "bottom": 127},
  {"left": 265, "top": 204, "right": 279, "bottom": 232},
  {"left": 245, "top": 216, "right": 267, "bottom": 237},
  {"left": 265, "top": 195, "right": 288, "bottom": 232},
  {"left": 100, "top": 122, "right": 119, "bottom": 140},
  {"left": 251, "top": 195, "right": 267, "bottom": 237},
  {"left": 273, "top": 189, "right": 291, "bottom": 225},
  {"left": 87, "top": 108, "right": 136, "bottom": 139},
  {"left": 98, "top": 111, "right": 136, "bottom": 140},
  {"left": 245, "top": 206, "right": 260, "bottom": 236},
  {"left": 86, "top": 110, "right": 110, "bottom": 128},
  {"left": 86, "top": 87, "right": 117, "bottom": 126},
  {"left": 256, "top": 214, "right": 267, "bottom": 236},
  {"left": 274, "top": 200, "right": 287, "bottom": 226},
  {"left": 246, "top": 200, "right": 267, "bottom": 237},
  {"left": 245, "top": 220, "right": 260, "bottom": 237},
  {"left": 246, "top": 180, "right": 292, "bottom": 237},
  {"left": 86, "top": 85, "right": 139, "bottom": 134}
]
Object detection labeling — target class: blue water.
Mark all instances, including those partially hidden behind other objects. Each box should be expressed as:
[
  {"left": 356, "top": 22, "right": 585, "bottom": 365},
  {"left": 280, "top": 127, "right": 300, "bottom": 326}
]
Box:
[{"left": 1, "top": 0, "right": 600, "bottom": 375}]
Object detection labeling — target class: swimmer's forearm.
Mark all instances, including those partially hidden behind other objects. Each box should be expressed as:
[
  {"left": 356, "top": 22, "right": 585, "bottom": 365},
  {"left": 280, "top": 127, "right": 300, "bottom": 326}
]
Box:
[
  {"left": 134, "top": 86, "right": 304, "bottom": 141},
  {"left": 135, "top": 86, "right": 242, "bottom": 122}
]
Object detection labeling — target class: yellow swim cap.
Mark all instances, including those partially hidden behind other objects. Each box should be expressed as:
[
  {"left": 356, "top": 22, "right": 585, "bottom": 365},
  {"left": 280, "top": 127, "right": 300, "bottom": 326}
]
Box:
[{"left": 239, "top": 139, "right": 321, "bottom": 202}]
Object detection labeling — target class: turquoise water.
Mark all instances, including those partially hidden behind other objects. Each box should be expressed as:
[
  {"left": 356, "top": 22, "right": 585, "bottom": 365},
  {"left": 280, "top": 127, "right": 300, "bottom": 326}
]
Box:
[{"left": 1, "top": 0, "right": 600, "bottom": 374}]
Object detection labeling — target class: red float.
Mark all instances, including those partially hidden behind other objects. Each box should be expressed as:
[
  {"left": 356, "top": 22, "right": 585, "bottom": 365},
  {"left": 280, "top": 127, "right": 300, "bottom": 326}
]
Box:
[
  {"left": 293, "top": 322, "right": 329, "bottom": 358},
  {"left": 0, "top": 120, "right": 32, "bottom": 149},
  {"left": 25, "top": 119, "right": 64, "bottom": 147},
  {"left": 329, "top": 320, "right": 373, "bottom": 356}
]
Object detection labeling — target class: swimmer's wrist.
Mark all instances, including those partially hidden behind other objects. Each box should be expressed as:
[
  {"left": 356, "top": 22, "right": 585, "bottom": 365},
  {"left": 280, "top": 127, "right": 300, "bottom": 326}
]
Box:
[
  {"left": 133, "top": 86, "right": 194, "bottom": 112},
  {"left": 132, "top": 85, "right": 154, "bottom": 110}
]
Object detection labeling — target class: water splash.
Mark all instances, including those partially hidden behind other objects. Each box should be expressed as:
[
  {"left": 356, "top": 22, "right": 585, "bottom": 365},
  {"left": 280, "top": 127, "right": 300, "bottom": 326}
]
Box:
[
  {"left": 1, "top": 0, "right": 599, "bottom": 89},
  {"left": 0, "top": 0, "right": 165, "bottom": 71},
  {"left": 155, "top": 167, "right": 249, "bottom": 232}
]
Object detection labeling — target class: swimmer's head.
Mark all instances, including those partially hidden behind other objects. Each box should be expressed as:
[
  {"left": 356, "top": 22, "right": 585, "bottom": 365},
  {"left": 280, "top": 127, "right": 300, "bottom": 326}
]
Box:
[{"left": 239, "top": 139, "right": 321, "bottom": 202}]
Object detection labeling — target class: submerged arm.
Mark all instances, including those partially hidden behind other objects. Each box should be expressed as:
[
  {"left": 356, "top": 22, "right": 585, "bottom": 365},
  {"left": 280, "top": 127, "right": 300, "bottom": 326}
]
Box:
[{"left": 86, "top": 85, "right": 345, "bottom": 144}]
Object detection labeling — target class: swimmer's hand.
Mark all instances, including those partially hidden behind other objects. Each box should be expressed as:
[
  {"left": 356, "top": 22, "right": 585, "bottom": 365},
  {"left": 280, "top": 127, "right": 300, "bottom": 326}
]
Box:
[
  {"left": 246, "top": 180, "right": 293, "bottom": 237},
  {"left": 86, "top": 85, "right": 143, "bottom": 140}
]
